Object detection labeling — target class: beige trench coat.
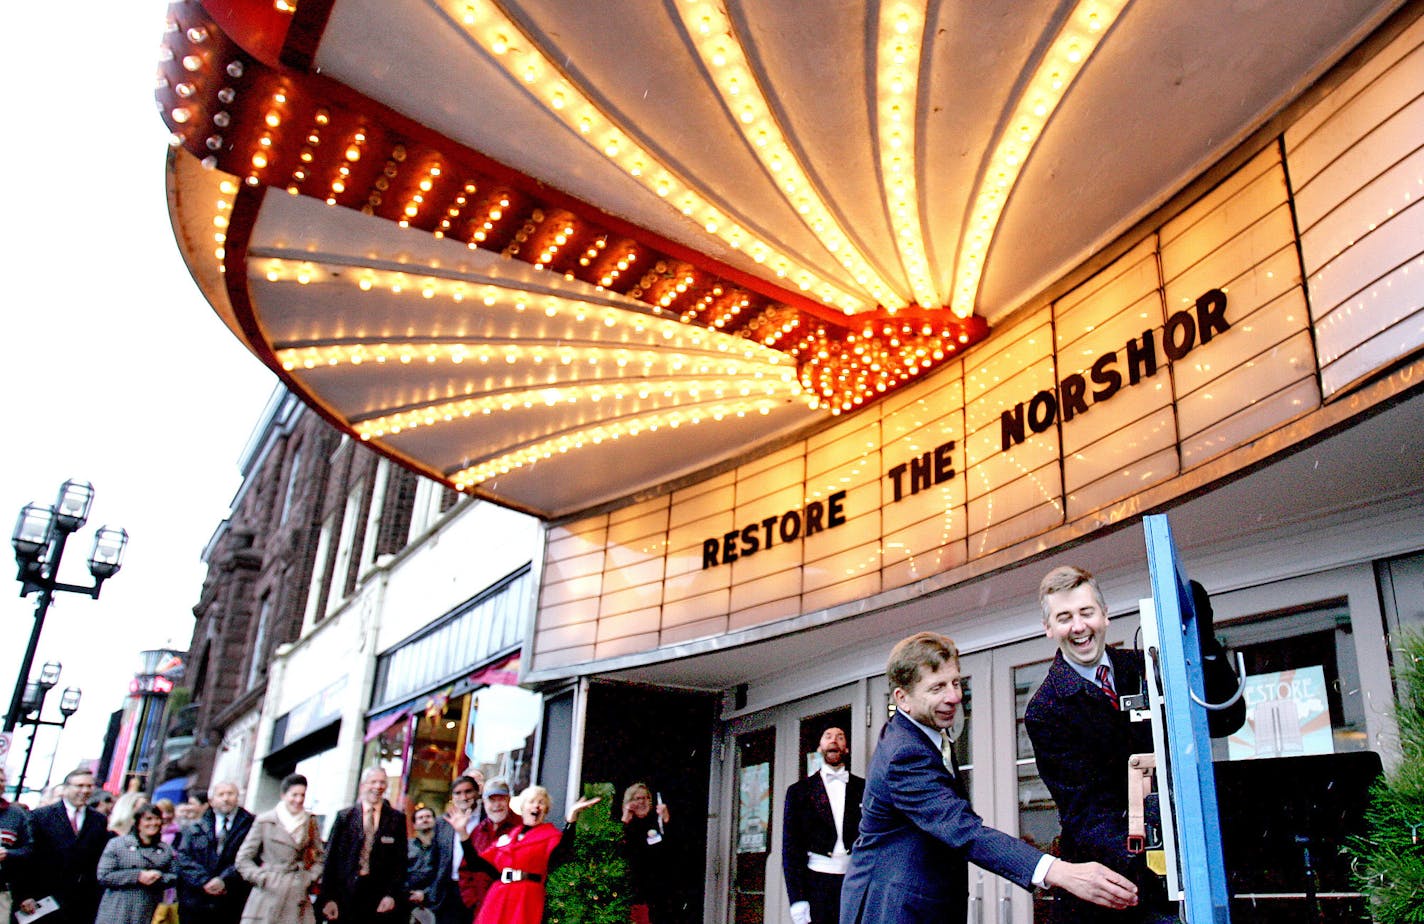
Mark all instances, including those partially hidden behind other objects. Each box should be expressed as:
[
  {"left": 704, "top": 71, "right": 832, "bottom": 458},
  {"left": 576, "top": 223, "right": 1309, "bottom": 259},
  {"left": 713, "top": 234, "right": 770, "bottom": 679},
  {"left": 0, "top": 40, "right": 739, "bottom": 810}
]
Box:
[{"left": 235, "top": 810, "right": 324, "bottom": 924}]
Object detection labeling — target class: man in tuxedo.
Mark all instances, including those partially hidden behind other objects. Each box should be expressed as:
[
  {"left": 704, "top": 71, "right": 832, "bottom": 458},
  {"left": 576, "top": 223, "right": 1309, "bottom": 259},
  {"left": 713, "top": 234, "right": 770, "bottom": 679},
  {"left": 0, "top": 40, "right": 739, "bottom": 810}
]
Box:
[
  {"left": 840, "top": 632, "right": 1138, "bottom": 923},
  {"left": 783, "top": 726, "right": 864, "bottom": 924},
  {"left": 1025, "top": 566, "right": 1246, "bottom": 922},
  {"left": 175, "top": 780, "right": 255, "bottom": 924},
  {"left": 15, "top": 768, "right": 112, "bottom": 924},
  {"left": 320, "top": 766, "right": 409, "bottom": 922}
]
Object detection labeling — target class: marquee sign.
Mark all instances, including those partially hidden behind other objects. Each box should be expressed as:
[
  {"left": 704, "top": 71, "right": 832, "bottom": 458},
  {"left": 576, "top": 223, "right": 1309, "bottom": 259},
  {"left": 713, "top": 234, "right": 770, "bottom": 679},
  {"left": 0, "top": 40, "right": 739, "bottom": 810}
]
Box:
[{"left": 535, "top": 52, "right": 1424, "bottom": 667}]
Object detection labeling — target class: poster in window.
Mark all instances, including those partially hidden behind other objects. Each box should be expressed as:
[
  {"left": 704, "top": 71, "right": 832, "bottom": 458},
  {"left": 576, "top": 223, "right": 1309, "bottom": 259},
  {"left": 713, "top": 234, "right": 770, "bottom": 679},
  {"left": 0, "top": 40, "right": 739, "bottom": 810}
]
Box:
[
  {"left": 736, "top": 762, "right": 771, "bottom": 854},
  {"left": 1228, "top": 665, "right": 1333, "bottom": 760}
]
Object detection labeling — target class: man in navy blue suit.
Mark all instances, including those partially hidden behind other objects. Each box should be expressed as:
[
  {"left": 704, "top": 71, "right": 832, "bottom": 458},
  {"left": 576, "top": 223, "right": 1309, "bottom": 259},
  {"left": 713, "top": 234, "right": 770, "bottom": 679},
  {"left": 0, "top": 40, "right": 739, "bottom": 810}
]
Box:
[
  {"left": 1025, "top": 565, "right": 1245, "bottom": 922},
  {"left": 175, "top": 780, "right": 255, "bottom": 924},
  {"left": 840, "top": 632, "right": 1137, "bottom": 923}
]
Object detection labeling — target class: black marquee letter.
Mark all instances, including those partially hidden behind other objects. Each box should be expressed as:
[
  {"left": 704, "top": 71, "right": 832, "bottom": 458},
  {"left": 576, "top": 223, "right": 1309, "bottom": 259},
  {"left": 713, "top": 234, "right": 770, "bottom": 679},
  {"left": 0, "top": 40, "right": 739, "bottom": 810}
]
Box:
[
  {"left": 887, "top": 463, "right": 908, "bottom": 502},
  {"left": 805, "top": 501, "right": 825, "bottom": 536},
  {"left": 1059, "top": 374, "right": 1088, "bottom": 422},
  {"left": 1163, "top": 309, "right": 1197, "bottom": 362},
  {"left": 1001, "top": 403, "right": 1027, "bottom": 451},
  {"left": 1196, "top": 288, "right": 1230, "bottom": 344},
  {"left": 1028, "top": 390, "right": 1058, "bottom": 434},
  {"left": 1126, "top": 330, "right": 1158, "bottom": 385},
  {"left": 740, "top": 522, "right": 761, "bottom": 556},
  {"left": 1091, "top": 351, "right": 1121, "bottom": 402},
  {"left": 702, "top": 538, "right": 720, "bottom": 570}
]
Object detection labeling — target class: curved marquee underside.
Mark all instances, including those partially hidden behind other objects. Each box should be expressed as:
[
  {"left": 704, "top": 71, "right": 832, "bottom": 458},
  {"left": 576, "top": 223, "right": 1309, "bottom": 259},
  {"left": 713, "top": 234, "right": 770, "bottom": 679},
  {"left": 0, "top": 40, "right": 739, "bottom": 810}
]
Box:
[{"left": 157, "top": 0, "right": 1399, "bottom": 518}]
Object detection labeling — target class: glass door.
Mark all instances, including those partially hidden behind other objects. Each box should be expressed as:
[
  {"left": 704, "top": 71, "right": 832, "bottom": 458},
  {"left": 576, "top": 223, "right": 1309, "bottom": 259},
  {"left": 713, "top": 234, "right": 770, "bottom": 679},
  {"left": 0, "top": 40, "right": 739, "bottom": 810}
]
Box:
[
  {"left": 985, "top": 616, "right": 1141, "bottom": 924},
  {"left": 730, "top": 727, "right": 775, "bottom": 924},
  {"left": 719, "top": 683, "right": 862, "bottom": 924}
]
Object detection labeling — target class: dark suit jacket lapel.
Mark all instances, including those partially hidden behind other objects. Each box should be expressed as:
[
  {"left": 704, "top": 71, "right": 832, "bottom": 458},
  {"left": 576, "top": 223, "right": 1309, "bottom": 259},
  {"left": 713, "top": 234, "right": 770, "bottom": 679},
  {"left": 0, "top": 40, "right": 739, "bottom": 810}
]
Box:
[
  {"left": 223, "top": 809, "right": 254, "bottom": 865},
  {"left": 1109, "top": 646, "right": 1143, "bottom": 702},
  {"left": 76, "top": 806, "right": 102, "bottom": 844},
  {"left": 892, "top": 710, "right": 972, "bottom": 802},
  {"left": 808, "top": 773, "right": 833, "bottom": 831}
]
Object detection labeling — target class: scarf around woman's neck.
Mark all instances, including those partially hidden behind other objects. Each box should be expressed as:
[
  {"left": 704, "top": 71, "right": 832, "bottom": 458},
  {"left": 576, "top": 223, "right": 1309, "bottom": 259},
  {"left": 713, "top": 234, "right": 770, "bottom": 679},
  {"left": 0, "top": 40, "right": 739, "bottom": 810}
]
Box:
[{"left": 275, "top": 803, "right": 309, "bottom": 842}]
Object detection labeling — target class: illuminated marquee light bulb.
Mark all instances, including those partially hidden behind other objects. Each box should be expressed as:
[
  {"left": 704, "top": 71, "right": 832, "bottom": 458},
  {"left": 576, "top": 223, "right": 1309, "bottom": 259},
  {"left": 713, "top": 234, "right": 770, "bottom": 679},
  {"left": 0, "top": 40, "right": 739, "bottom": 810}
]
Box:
[
  {"left": 351, "top": 375, "right": 796, "bottom": 441},
  {"left": 259, "top": 255, "right": 797, "bottom": 358},
  {"left": 875, "top": 2, "right": 939, "bottom": 310},
  {"left": 674, "top": 0, "right": 903, "bottom": 313},
  {"left": 434, "top": 0, "right": 871, "bottom": 316},
  {"left": 445, "top": 394, "right": 798, "bottom": 487},
  {"left": 949, "top": 0, "right": 1128, "bottom": 318}
]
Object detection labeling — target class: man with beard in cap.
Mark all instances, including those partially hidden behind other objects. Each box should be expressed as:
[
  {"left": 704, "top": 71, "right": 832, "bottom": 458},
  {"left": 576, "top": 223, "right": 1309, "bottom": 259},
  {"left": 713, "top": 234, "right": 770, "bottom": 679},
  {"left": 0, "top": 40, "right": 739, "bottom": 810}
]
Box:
[
  {"left": 782, "top": 727, "right": 865, "bottom": 924},
  {"left": 462, "top": 779, "right": 520, "bottom": 919}
]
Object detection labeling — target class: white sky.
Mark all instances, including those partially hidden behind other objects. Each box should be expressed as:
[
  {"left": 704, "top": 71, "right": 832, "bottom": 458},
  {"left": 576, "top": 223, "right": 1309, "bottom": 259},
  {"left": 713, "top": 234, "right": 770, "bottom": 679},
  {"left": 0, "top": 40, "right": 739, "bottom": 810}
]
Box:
[{"left": 1, "top": 2, "right": 277, "bottom": 793}]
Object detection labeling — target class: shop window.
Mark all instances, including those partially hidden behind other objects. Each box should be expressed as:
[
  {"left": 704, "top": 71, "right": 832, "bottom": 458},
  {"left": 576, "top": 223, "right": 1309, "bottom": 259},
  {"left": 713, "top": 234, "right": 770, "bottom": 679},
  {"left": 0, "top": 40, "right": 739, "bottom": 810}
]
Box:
[
  {"left": 362, "top": 718, "right": 411, "bottom": 810},
  {"left": 371, "top": 684, "right": 542, "bottom": 817},
  {"left": 292, "top": 745, "right": 345, "bottom": 834},
  {"left": 466, "top": 685, "right": 541, "bottom": 792},
  {"left": 1212, "top": 600, "right": 1365, "bottom": 761},
  {"left": 404, "top": 702, "right": 466, "bottom": 814}
]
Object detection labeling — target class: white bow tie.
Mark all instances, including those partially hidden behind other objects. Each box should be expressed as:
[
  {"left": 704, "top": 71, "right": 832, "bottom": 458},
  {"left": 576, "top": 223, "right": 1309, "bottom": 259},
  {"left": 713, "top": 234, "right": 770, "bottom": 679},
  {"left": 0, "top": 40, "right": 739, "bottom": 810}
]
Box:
[{"left": 822, "top": 767, "right": 849, "bottom": 783}]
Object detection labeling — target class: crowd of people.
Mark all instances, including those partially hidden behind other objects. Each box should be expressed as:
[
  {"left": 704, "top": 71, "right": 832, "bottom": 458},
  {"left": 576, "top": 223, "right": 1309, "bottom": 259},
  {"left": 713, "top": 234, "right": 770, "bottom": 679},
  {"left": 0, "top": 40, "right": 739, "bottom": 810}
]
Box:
[
  {"left": 3, "top": 561, "right": 1229, "bottom": 924},
  {"left": 0, "top": 764, "right": 672, "bottom": 924}
]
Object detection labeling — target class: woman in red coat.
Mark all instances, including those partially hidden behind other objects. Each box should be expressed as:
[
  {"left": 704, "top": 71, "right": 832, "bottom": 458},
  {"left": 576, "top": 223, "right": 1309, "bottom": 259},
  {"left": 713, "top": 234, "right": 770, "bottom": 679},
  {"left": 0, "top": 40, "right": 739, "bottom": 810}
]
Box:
[{"left": 473, "top": 785, "right": 601, "bottom": 924}]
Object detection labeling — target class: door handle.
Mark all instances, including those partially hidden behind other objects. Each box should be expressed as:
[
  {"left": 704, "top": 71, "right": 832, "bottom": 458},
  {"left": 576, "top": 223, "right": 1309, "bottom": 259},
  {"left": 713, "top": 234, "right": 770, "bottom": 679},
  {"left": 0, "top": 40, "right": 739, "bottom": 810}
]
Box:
[
  {"left": 998, "top": 893, "right": 1012, "bottom": 924},
  {"left": 969, "top": 873, "right": 984, "bottom": 924}
]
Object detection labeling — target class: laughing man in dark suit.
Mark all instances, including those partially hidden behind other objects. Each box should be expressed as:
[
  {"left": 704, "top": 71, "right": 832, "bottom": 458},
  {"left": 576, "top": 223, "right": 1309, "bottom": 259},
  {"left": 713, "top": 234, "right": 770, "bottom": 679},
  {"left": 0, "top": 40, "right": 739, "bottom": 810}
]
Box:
[
  {"left": 15, "top": 768, "right": 113, "bottom": 924},
  {"left": 783, "top": 726, "right": 864, "bottom": 924},
  {"left": 840, "top": 632, "right": 1137, "bottom": 924},
  {"left": 1025, "top": 565, "right": 1245, "bottom": 922}
]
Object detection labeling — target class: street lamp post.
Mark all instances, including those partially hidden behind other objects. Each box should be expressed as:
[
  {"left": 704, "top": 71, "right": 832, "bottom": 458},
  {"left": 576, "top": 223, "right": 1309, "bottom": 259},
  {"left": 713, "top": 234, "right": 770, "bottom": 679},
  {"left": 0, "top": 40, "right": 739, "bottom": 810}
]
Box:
[
  {"left": 43, "top": 686, "right": 83, "bottom": 789},
  {"left": 10, "top": 661, "right": 81, "bottom": 798},
  {"left": 6, "top": 480, "right": 127, "bottom": 747}
]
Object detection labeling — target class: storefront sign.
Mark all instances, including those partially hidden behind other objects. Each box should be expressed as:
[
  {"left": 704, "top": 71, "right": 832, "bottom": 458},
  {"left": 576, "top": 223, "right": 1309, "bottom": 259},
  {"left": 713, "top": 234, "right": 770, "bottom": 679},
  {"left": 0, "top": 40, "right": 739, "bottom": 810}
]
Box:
[
  {"left": 1000, "top": 288, "right": 1230, "bottom": 451},
  {"left": 1228, "top": 665, "right": 1333, "bottom": 760}
]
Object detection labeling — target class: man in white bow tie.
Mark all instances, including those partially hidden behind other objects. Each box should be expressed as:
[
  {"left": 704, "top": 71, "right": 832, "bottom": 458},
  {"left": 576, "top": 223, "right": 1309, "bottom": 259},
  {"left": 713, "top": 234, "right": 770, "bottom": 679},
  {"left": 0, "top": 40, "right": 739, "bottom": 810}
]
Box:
[{"left": 783, "top": 726, "right": 865, "bottom": 924}]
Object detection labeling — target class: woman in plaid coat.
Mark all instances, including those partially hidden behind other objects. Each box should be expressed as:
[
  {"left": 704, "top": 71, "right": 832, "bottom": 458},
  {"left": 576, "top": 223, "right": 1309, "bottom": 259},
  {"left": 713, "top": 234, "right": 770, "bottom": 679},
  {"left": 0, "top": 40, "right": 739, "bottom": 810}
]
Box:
[{"left": 95, "top": 803, "right": 177, "bottom": 924}]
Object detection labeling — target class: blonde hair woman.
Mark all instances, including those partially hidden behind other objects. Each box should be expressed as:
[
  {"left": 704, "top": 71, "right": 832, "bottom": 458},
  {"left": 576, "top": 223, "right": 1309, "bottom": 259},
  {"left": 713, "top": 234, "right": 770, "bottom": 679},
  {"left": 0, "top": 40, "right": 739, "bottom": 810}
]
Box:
[
  {"left": 621, "top": 782, "right": 674, "bottom": 923},
  {"left": 108, "top": 791, "right": 147, "bottom": 836},
  {"left": 472, "top": 785, "right": 601, "bottom": 924}
]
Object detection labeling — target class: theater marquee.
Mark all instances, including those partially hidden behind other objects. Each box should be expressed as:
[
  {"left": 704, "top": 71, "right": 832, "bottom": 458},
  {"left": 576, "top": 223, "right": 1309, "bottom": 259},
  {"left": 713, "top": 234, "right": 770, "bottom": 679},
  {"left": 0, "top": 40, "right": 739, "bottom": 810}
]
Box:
[{"left": 534, "top": 69, "right": 1424, "bottom": 670}]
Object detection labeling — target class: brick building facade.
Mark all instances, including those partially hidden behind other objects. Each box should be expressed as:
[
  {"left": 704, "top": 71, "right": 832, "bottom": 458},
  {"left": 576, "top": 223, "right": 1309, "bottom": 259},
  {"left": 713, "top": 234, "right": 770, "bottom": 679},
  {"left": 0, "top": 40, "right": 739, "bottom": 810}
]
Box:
[{"left": 159, "top": 387, "right": 475, "bottom": 797}]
